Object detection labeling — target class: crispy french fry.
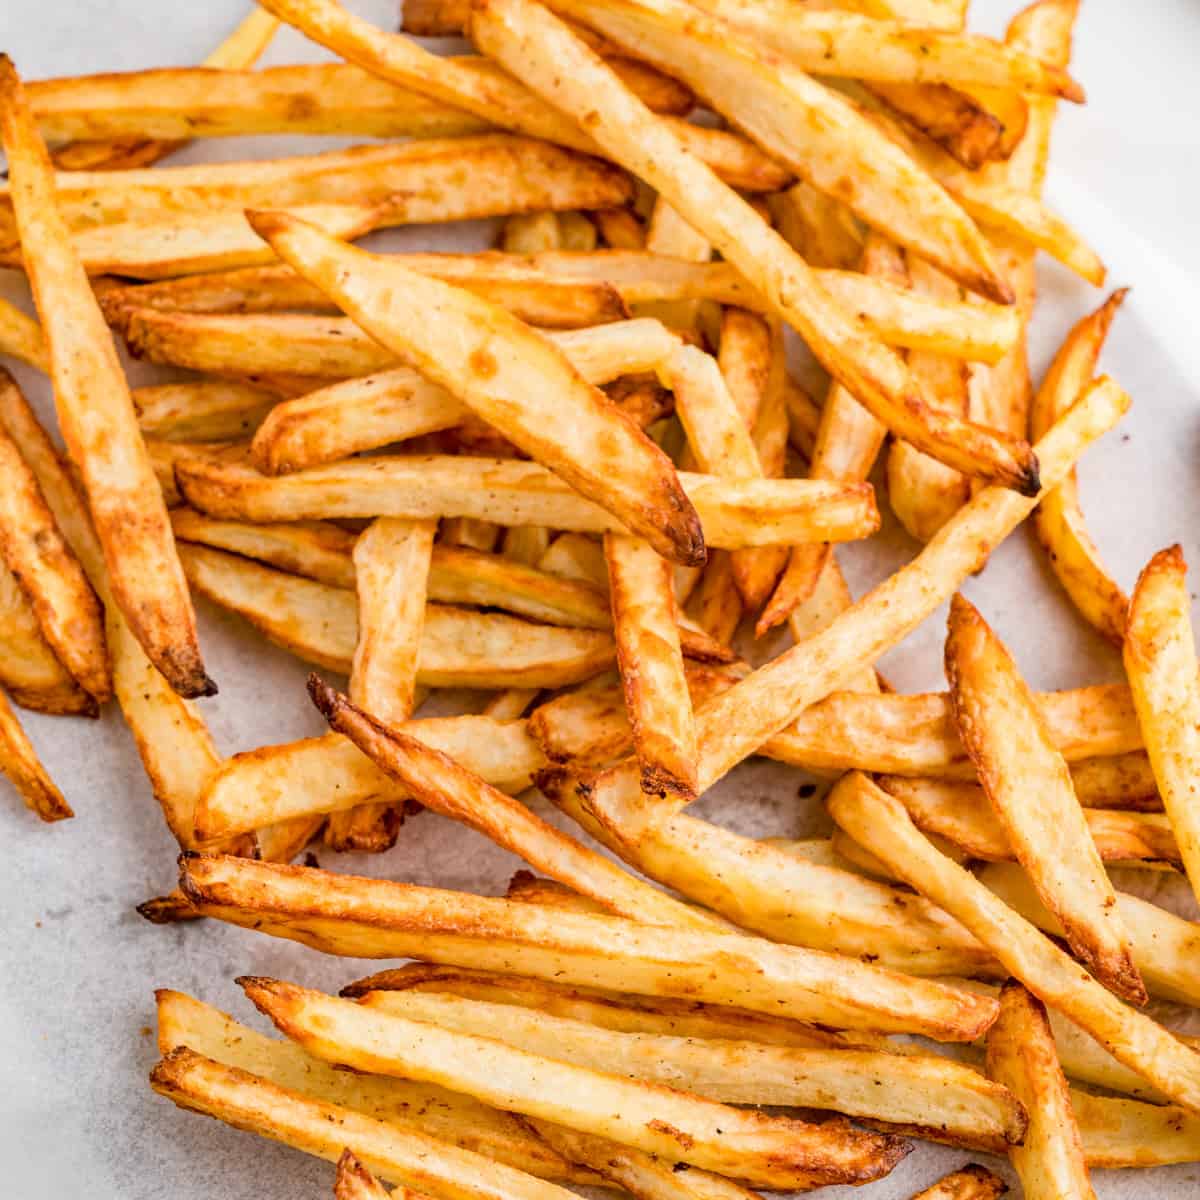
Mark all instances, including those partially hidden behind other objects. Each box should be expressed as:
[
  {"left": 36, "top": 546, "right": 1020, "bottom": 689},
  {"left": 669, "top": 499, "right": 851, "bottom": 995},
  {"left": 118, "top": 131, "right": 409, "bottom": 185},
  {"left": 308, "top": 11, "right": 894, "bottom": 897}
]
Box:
[
  {"left": 0, "top": 685, "right": 71, "bottom": 820},
  {"left": 335, "top": 1151, "right": 393, "bottom": 1200},
  {"left": 945, "top": 593, "right": 1144, "bottom": 1003},
  {"left": 986, "top": 981, "right": 1095, "bottom": 1200},
  {"left": 1075, "top": 1089, "right": 1200, "bottom": 1169},
  {"left": 134, "top": 380, "right": 278, "bottom": 443},
  {"left": 182, "top": 853, "right": 998, "bottom": 1040},
  {"left": 150, "top": 1047, "right": 576, "bottom": 1200},
  {"left": 0, "top": 294, "right": 48, "bottom": 370},
  {"left": 0, "top": 58, "right": 211, "bottom": 697},
  {"left": 0, "top": 385, "right": 108, "bottom": 702},
  {"left": 247, "top": 212, "right": 704, "bottom": 566},
  {"left": 358, "top": 986, "right": 1024, "bottom": 1150},
  {"left": 827, "top": 772, "right": 1200, "bottom": 1114},
  {"left": 768, "top": 181, "right": 863, "bottom": 271},
  {"left": 639, "top": 199, "right": 713, "bottom": 334},
  {"left": 1124, "top": 545, "right": 1200, "bottom": 905},
  {"left": 179, "top": 543, "right": 615, "bottom": 688},
  {"left": 470, "top": 0, "right": 1040, "bottom": 493},
  {"left": 604, "top": 534, "right": 697, "bottom": 798},
  {"left": 309, "top": 676, "right": 713, "bottom": 930},
  {"left": 575, "top": 378, "right": 1128, "bottom": 847},
  {"left": 908, "top": 1165, "right": 1008, "bottom": 1200},
  {"left": 1031, "top": 290, "right": 1129, "bottom": 642},
  {"left": 175, "top": 455, "right": 879, "bottom": 551},
  {"left": 241, "top": 975, "right": 908, "bottom": 1188},
  {"left": 867, "top": 80, "right": 1009, "bottom": 170}
]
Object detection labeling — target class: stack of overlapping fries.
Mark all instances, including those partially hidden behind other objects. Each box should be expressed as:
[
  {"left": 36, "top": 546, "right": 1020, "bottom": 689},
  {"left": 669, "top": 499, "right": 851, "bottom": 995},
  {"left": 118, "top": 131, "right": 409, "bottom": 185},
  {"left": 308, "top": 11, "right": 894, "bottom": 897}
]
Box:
[{"left": 3, "top": 0, "right": 1199, "bottom": 1195}]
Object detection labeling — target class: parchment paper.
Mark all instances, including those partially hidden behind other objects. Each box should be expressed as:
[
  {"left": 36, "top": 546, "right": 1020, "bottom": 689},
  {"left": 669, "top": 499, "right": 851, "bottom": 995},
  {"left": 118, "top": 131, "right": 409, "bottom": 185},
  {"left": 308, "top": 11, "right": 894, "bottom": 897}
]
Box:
[{"left": 2, "top": 1, "right": 1199, "bottom": 1195}]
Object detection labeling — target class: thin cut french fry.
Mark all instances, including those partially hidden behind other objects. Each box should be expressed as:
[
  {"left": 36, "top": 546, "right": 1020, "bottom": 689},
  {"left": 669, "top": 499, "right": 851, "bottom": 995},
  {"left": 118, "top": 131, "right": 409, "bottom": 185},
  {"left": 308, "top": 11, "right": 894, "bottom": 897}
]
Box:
[
  {"left": 1124, "top": 545, "right": 1200, "bottom": 905},
  {"left": 827, "top": 772, "right": 1200, "bottom": 1115},
  {"left": 986, "top": 981, "right": 1095, "bottom": 1200},
  {"left": 0, "top": 685, "right": 71, "bottom": 821},
  {"left": 0, "top": 58, "right": 211, "bottom": 697},
  {"left": 945, "top": 593, "right": 1144, "bottom": 1003},
  {"left": 0, "top": 295, "right": 49, "bottom": 371}
]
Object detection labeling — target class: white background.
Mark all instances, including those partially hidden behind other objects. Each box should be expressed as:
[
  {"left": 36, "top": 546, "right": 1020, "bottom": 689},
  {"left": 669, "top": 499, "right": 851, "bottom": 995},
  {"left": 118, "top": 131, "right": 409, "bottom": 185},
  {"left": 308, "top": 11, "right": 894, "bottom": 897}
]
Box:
[{"left": 2, "top": 1, "right": 1199, "bottom": 1195}]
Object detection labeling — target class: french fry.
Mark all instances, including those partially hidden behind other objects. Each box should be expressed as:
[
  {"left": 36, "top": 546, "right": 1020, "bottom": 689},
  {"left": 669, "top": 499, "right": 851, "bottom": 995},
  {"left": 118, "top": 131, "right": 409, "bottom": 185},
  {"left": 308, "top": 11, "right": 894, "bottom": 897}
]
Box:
[
  {"left": 1074, "top": 1089, "right": 1200, "bottom": 1169},
  {"left": 604, "top": 534, "right": 697, "bottom": 798},
  {"left": 827, "top": 772, "right": 1200, "bottom": 1114},
  {"left": 155, "top": 989, "right": 589, "bottom": 1185},
  {"left": 179, "top": 543, "right": 615, "bottom": 688},
  {"left": 335, "top": 1151, "right": 393, "bottom": 1200},
  {"left": 309, "top": 676, "right": 714, "bottom": 930},
  {"left": 768, "top": 181, "right": 864, "bottom": 271},
  {"left": 471, "top": 0, "right": 1041, "bottom": 494},
  {"left": 868, "top": 80, "right": 1011, "bottom": 170},
  {"left": 0, "top": 294, "right": 49, "bottom": 371},
  {"left": 175, "top": 455, "right": 880, "bottom": 552},
  {"left": 0, "top": 685, "right": 71, "bottom": 820},
  {"left": 134, "top": 380, "right": 278, "bottom": 443},
  {"left": 908, "top": 1165, "right": 1008, "bottom": 1200},
  {"left": 986, "top": 981, "right": 1095, "bottom": 1200},
  {"left": 1030, "top": 290, "right": 1129, "bottom": 642},
  {"left": 49, "top": 8, "right": 280, "bottom": 171},
  {"left": 502, "top": 211, "right": 563, "bottom": 255},
  {"left": 357, "top": 986, "right": 1025, "bottom": 1150},
  {"left": 0, "top": 388, "right": 109, "bottom": 702},
  {"left": 195, "top": 718, "right": 545, "bottom": 843},
  {"left": 0, "top": 58, "right": 211, "bottom": 697},
  {"left": 979, "top": 861, "right": 1200, "bottom": 1009},
  {"left": 945, "top": 593, "right": 1144, "bottom": 1003},
  {"left": 1124, "top": 545, "right": 1200, "bottom": 905},
  {"left": 639, "top": 199, "right": 713, "bottom": 335},
  {"left": 241, "top": 975, "right": 909, "bottom": 1188},
  {"left": 246, "top": 212, "right": 704, "bottom": 566},
  {"left": 150, "top": 1047, "right": 577, "bottom": 1200},
  {"left": 182, "top": 853, "right": 999, "bottom": 1040},
  {"left": 575, "top": 378, "right": 1128, "bottom": 847}
]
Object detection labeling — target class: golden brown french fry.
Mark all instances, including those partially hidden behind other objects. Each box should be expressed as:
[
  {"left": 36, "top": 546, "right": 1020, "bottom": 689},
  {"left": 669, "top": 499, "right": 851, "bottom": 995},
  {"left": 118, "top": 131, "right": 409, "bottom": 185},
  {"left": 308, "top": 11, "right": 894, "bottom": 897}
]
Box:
[
  {"left": 179, "top": 543, "right": 615, "bottom": 688},
  {"left": 175, "top": 455, "right": 880, "bottom": 551},
  {"left": 604, "top": 533, "right": 697, "bottom": 798},
  {"left": 309, "top": 676, "right": 714, "bottom": 930},
  {"left": 592, "top": 206, "right": 646, "bottom": 250},
  {"left": 134, "top": 380, "right": 278, "bottom": 443},
  {"left": 0, "top": 685, "right": 71, "bottom": 821},
  {"left": 1031, "top": 290, "right": 1128, "bottom": 642},
  {"left": 639, "top": 199, "right": 713, "bottom": 334},
  {"left": 1124, "top": 545, "right": 1200, "bottom": 906},
  {"left": 0, "top": 58, "right": 211, "bottom": 697},
  {"left": 0, "top": 294, "right": 48, "bottom": 371},
  {"left": 183, "top": 853, "right": 999, "bottom": 1040},
  {"left": 867, "top": 80, "right": 1010, "bottom": 170},
  {"left": 470, "top": 0, "right": 1040, "bottom": 494},
  {"left": 768, "top": 181, "right": 864, "bottom": 271},
  {"left": 979, "top": 861, "right": 1200, "bottom": 1009},
  {"left": 986, "top": 981, "right": 1095, "bottom": 1200},
  {"left": 1074, "top": 1089, "right": 1200, "bottom": 1169},
  {"left": 576, "top": 378, "right": 1128, "bottom": 847},
  {"left": 241, "top": 975, "right": 908, "bottom": 1189},
  {"left": 501, "top": 211, "right": 563, "bottom": 255},
  {"left": 150, "top": 1047, "right": 577, "bottom": 1200},
  {"left": 358, "top": 986, "right": 1025, "bottom": 1150},
  {"left": 945, "top": 592, "right": 1144, "bottom": 1003},
  {"left": 0, "top": 385, "right": 109, "bottom": 702},
  {"left": 247, "top": 211, "right": 704, "bottom": 566},
  {"left": 49, "top": 8, "right": 280, "bottom": 171},
  {"left": 335, "top": 1151, "right": 393, "bottom": 1200},
  {"left": 907, "top": 1165, "right": 1008, "bottom": 1200},
  {"left": 827, "top": 772, "right": 1200, "bottom": 1114}
]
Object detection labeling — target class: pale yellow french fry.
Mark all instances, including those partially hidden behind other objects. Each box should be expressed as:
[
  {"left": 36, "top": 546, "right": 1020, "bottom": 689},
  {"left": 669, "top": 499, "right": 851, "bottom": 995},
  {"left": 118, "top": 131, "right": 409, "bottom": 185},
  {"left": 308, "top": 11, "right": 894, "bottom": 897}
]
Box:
[
  {"left": 1075, "top": 1089, "right": 1200, "bottom": 1169},
  {"left": 181, "top": 853, "right": 1000, "bottom": 1040},
  {"left": 1124, "top": 545, "right": 1200, "bottom": 907},
  {"left": 827, "top": 773, "right": 1200, "bottom": 1114},
  {"left": 945, "top": 593, "right": 1144, "bottom": 1003},
  {"left": 135, "top": 380, "right": 278, "bottom": 443},
  {"left": 0, "top": 684, "right": 71, "bottom": 821},
  {"left": 986, "top": 981, "right": 1095, "bottom": 1200},
  {"left": 470, "top": 0, "right": 1040, "bottom": 492},
  {"left": 0, "top": 58, "right": 210, "bottom": 697},
  {"left": 1031, "top": 290, "right": 1129, "bottom": 642},
  {"left": 0, "top": 295, "right": 48, "bottom": 371}
]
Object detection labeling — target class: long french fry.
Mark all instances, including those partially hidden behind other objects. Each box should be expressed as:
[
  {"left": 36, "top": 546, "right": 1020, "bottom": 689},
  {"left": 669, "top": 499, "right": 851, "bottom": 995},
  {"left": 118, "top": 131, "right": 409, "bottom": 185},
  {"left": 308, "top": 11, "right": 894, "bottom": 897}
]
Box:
[
  {"left": 828, "top": 772, "right": 1200, "bottom": 1114},
  {"left": 986, "top": 981, "right": 1095, "bottom": 1200},
  {"left": 0, "top": 685, "right": 71, "bottom": 821},
  {"left": 0, "top": 295, "right": 48, "bottom": 370},
  {"left": 471, "top": 0, "right": 1040, "bottom": 493},
  {"left": 1124, "top": 545, "right": 1200, "bottom": 906},
  {"left": 0, "top": 58, "right": 211, "bottom": 697},
  {"left": 945, "top": 593, "right": 1144, "bottom": 1003}
]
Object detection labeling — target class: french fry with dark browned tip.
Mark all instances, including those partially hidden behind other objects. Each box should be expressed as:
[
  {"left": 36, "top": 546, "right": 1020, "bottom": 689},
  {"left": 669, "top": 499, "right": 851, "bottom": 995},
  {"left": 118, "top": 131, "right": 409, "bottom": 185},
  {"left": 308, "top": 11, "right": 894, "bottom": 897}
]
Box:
[
  {"left": 1031, "top": 290, "right": 1129, "bottom": 642},
  {"left": 49, "top": 8, "right": 280, "bottom": 172},
  {"left": 0, "top": 58, "right": 211, "bottom": 698},
  {"left": 868, "top": 80, "right": 1010, "bottom": 170},
  {"left": 0, "top": 295, "right": 48, "bottom": 371},
  {"left": 0, "top": 685, "right": 71, "bottom": 821},
  {"left": 309, "top": 676, "right": 713, "bottom": 930},
  {"left": 945, "top": 593, "right": 1145, "bottom": 1003},
  {"left": 827, "top": 772, "right": 1200, "bottom": 1114},
  {"left": 908, "top": 1165, "right": 1008, "bottom": 1200},
  {"left": 0, "top": 392, "right": 109, "bottom": 703},
  {"left": 471, "top": 0, "right": 1040, "bottom": 495},
  {"left": 1125, "top": 545, "right": 1200, "bottom": 906},
  {"left": 987, "top": 981, "right": 1095, "bottom": 1200},
  {"left": 246, "top": 210, "right": 705, "bottom": 568},
  {"left": 335, "top": 1151, "right": 394, "bottom": 1200},
  {"left": 240, "top": 975, "right": 909, "bottom": 1189}
]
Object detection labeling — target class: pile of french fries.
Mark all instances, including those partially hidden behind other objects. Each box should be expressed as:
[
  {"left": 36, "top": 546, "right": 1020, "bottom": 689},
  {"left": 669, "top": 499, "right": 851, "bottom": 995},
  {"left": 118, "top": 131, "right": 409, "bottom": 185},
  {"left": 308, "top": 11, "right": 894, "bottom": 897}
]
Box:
[{"left": 4, "top": 0, "right": 1200, "bottom": 1195}]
